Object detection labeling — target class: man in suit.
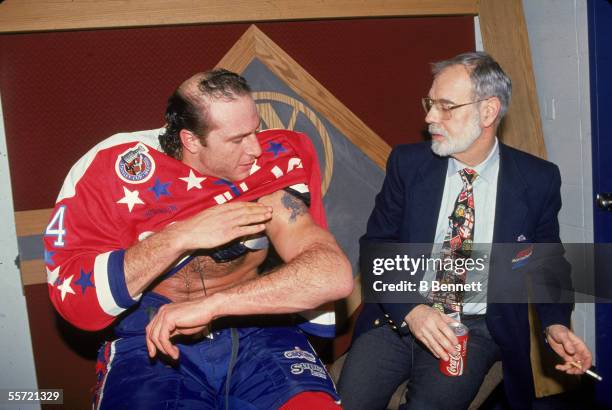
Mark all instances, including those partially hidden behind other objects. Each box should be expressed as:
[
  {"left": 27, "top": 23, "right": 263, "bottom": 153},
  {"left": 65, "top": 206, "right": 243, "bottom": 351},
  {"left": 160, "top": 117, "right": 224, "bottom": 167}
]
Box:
[{"left": 337, "top": 52, "right": 592, "bottom": 409}]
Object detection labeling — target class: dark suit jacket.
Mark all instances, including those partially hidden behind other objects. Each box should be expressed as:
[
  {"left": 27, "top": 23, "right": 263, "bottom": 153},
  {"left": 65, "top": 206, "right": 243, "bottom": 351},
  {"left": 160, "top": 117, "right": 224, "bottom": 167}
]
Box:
[{"left": 353, "top": 141, "right": 573, "bottom": 409}]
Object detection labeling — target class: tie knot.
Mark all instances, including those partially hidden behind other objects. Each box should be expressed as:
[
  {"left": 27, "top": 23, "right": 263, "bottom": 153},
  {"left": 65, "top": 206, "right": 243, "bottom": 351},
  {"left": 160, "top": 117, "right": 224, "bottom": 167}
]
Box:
[{"left": 459, "top": 168, "right": 478, "bottom": 185}]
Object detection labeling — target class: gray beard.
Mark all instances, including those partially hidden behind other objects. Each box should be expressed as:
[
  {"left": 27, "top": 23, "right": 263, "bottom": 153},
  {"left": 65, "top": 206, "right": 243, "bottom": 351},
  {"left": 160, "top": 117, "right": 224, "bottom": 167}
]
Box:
[{"left": 430, "top": 114, "right": 481, "bottom": 157}]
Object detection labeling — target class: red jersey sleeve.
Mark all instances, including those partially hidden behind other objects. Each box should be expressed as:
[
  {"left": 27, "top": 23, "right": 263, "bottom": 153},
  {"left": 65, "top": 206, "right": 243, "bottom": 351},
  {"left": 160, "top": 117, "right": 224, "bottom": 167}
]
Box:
[{"left": 44, "top": 132, "right": 161, "bottom": 330}]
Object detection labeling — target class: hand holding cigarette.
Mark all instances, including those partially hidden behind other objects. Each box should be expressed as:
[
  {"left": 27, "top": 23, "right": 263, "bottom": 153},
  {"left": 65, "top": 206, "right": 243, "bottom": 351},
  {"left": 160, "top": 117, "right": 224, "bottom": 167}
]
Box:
[
  {"left": 570, "top": 361, "right": 603, "bottom": 381},
  {"left": 545, "top": 324, "right": 593, "bottom": 376}
]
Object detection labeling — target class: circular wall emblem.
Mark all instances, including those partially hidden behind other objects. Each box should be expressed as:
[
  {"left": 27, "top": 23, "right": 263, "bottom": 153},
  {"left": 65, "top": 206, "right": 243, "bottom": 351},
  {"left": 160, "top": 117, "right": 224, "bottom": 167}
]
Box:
[{"left": 254, "top": 91, "right": 334, "bottom": 196}]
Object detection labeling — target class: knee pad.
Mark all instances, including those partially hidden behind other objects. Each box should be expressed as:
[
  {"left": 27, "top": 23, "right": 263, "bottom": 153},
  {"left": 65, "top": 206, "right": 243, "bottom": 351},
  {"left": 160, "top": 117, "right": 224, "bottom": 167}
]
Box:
[{"left": 279, "top": 391, "right": 341, "bottom": 410}]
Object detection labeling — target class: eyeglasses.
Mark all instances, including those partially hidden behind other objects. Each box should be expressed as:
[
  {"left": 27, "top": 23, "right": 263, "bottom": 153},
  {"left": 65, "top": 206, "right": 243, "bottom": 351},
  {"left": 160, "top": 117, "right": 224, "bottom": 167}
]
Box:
[{"left": 421, "top": 97, "right": 489, "bottom": 119}]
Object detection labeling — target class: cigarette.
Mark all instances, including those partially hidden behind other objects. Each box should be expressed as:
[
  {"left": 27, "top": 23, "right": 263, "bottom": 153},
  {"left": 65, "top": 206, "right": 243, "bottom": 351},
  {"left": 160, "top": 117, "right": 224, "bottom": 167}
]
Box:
[{"left": 570, "top": 362, "right": 603, "bottom": 381}]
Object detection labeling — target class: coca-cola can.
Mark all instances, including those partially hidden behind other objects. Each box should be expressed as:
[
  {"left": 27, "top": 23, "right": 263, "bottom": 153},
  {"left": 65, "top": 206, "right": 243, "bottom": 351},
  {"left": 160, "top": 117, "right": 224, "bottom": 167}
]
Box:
[{"left": 439, "top": 322, "right": 469, "bottom": 376}]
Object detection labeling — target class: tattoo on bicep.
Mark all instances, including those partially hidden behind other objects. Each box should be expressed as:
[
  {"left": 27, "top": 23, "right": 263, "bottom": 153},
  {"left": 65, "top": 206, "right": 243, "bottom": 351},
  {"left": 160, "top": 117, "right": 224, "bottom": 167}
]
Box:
[{"left": 281, "top": 192, "right": 308, "bottom": 223}]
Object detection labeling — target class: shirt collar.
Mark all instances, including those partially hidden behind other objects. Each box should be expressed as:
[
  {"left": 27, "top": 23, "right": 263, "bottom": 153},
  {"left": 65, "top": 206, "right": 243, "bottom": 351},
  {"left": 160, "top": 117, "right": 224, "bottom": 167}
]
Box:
[{"left": 447, "top": 137, "right": 499, "bottom": 184}]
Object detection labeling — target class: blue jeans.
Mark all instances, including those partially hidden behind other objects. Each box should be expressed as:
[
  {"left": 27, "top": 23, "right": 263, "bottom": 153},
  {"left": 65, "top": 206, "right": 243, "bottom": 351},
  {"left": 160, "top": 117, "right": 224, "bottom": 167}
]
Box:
[{"left": 337, "top": 317, "right": 501, "bottom": 410}]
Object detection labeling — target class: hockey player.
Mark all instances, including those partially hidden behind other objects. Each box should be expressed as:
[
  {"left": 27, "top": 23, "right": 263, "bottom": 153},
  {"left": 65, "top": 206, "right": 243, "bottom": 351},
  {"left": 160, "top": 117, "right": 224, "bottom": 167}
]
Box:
[{"left": 44, "top": 69, "right": 352, "bottom": 409}]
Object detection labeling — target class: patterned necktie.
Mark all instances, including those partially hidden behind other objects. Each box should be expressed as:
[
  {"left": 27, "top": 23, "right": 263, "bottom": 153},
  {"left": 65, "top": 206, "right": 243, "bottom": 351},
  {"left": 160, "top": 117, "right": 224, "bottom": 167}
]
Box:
[{"left": 432, "top": 168, "right": 478, "bottom": 316}]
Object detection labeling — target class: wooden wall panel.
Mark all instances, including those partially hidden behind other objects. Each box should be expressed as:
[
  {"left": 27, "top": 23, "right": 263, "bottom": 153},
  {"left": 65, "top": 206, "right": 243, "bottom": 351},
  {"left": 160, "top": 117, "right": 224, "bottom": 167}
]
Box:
[
  {"left": 480, "top": 3, "right": 562, "bottom": 398},
  {"left": 478, "top": 0, "right": 547, "bottom": 159},
  {"left": 0, "top": 0, "right": 477, "bottom": 33}
]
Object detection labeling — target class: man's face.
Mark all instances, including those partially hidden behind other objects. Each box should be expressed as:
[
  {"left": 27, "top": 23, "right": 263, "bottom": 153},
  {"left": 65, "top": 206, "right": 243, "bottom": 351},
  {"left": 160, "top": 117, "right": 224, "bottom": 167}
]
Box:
[
  {"left": 425, "top": 65, "right": 483, "bottom": 157},
  {"left": 194, "top": 95, "right": 262, "bottom": 181}
]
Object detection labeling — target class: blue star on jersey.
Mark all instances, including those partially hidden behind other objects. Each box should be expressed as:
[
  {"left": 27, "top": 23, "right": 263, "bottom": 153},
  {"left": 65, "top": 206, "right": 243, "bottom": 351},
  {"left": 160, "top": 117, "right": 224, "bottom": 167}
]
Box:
[
  {"left": 44, "top": 249, "right": 56, "bottom": 266},
  {"left": 266, "top": 142, "right": 286, "bottom": 158},
  {"left": 148, "top": 178, "right": 172, "bottom": 200},
  {"left": 75, "top": 269, "right": 95, "bottom": 295},
  {"left": 214, "top": 179, "right": 241, "bottom": 196}
]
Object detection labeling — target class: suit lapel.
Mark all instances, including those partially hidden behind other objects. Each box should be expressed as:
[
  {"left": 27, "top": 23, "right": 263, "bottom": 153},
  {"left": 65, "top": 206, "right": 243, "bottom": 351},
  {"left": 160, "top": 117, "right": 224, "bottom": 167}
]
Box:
[
  {"left": 493, "top": 144, "right": 529, "bottom": 243},
  {"left": 409, "top": 152, "right": 448, "bottom": 243}
]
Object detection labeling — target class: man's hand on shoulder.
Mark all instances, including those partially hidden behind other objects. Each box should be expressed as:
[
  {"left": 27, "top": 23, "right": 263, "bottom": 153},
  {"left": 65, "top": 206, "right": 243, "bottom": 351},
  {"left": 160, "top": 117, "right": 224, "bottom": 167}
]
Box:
[
  {"left": 545, "top": 324, "right": 593, "bottom": 375},
  {"left": 405, "top": 305, "right": 459, "bottom": 361},
  {"left": 144, "top": 188, "right": 353, "bottom": 360},
  {"left": 169, "top": 202, "right": 272, "bottom": 251},
  {"left": 258, "top": 190, "right": 327, "bottom": 262},
  {"left": 125, "top": 202, "right": 271, "bottom": 297},
  {"left": 258, "top": 190, "right": 311, "bottom": 237}
]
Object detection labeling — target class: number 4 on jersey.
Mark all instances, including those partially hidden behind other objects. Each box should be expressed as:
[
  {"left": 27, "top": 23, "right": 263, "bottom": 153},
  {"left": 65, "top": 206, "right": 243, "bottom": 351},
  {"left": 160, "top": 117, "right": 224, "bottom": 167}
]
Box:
[{"left": 45, "top": 205, "right": 67, "bottom": 247}]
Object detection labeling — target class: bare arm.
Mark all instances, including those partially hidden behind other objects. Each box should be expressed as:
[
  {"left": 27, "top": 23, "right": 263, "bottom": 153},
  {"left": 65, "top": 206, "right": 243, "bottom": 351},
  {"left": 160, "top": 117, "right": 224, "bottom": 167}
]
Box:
[
  {"left": 216, "top": 190, "right": 353, "bottom": 312},
  {"left": 145, "top": 190, "right": 353, "bottom": 358},
  {"left": 124, "top": 202, "right": 272, "bottom": 296}
]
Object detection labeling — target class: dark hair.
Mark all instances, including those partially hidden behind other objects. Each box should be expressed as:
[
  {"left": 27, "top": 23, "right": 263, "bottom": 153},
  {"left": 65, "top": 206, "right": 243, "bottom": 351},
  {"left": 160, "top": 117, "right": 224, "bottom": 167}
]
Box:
[
  {"left": 432, "top": 51, "right": 512, "bottom": 121},
  {"left": 159, "top": 69, "right": 251, "bottom": 159}
]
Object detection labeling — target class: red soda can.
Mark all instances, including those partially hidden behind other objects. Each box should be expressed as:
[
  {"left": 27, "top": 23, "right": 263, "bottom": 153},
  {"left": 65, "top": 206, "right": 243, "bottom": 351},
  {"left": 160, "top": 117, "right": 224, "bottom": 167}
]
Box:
[{"left": 439, "top": 322, "right": 469, "bottom": 376}]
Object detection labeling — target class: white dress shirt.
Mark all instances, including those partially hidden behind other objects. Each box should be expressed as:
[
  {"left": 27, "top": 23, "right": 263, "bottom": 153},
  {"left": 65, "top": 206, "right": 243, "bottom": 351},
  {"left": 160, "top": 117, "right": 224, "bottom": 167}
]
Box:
[{"left": 425, "top": 138, "right": 500, "bottom": 315}]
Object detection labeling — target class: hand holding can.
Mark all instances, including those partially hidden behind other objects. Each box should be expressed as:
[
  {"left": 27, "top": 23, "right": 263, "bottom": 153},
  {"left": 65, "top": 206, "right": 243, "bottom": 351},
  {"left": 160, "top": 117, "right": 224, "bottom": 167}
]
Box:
[{"left": 439, "top": 322, "right": 469, "bottom": 376}]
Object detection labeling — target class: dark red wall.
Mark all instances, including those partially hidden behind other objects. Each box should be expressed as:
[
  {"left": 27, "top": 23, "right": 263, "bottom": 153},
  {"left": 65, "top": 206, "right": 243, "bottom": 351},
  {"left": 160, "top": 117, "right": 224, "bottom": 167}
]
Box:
[
  {"left": 1, "top": 18, "right": 474, "bottom": 212},
  {"left": 1, "top": 18, "right": 474, "bottom": 409}
]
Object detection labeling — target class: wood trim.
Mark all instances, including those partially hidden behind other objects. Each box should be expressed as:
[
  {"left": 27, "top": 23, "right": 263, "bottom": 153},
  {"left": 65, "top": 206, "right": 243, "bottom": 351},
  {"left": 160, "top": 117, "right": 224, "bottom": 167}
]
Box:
[
  {"left": 15, "top": 208, "right": 52, "bottom": 237},
  {"left": 478, "top": 0, "right": 547, "bottom": 159},
  {"left": 479, "top": 2, "right": 554, "bottom": 396},
  {"left": 15, "top": 209, "right": 51, "bottom": 286},
  {"left": 528, "top": 305, "right": 579, "bottom": 397},
  {"left": 20, "top": 259, "right": 46, "bottom": 286},
  {"left": 0, "top": 0, "right": 478, "bottom": 34},
  {"left": 345, "top": 275, "right": 363, "bottom": 319},
  {"left": 253, "top": 92, "right": 335, "bottom": 195},
  {"left": 219, "top": 25, "right": 391, "bottom": 170},
  {"left": 215, "top": 25, "right": 257, "bottom": 75}
]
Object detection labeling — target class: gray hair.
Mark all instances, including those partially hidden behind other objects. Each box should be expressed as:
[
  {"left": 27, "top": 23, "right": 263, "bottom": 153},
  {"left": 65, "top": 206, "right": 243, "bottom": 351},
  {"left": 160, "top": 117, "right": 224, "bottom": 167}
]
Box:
[{"left": 432, "top": 51, "right": 512, "bottom": 120}]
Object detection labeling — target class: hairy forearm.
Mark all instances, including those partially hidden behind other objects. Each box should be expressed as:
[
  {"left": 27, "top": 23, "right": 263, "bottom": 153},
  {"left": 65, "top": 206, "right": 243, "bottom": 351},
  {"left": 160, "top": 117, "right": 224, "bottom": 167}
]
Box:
[
  {"left": 124, "top": 227, "right": 185, "bottom": 297},
  {"left": 124, "top": 202, "right": 272, "bottom": 297},
  {"left": 207, "top": 242, "right": 353, "bottom": 318}
]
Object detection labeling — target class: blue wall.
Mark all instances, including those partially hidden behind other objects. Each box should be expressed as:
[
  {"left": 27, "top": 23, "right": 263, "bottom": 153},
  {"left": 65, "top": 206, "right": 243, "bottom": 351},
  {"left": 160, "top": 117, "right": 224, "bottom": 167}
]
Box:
[{"left": 588, "top": 0, "right": 612, "bottom": 406}]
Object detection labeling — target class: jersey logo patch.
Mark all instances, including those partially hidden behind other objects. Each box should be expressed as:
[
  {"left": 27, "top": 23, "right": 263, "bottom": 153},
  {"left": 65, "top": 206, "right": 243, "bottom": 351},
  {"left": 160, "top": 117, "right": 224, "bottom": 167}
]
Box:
[
  {"left": 115, "top": 143, "right": 155, "bottom": 184},
  {"left": 283, "top": 347, "right": 316, "bottom": 363},
  {"left": 290, "top": 362, "right": 327, "bottom": 379}
]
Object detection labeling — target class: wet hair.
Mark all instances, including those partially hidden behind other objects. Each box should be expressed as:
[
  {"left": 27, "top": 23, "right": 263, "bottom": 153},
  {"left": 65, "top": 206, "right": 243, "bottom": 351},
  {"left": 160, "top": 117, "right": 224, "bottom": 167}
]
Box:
[
  {"left": 159, "top": 69, "right": 251, "bottom": 159},
  {"left": 432, "top": 51, "right": 512, "bottom": 121}
]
